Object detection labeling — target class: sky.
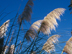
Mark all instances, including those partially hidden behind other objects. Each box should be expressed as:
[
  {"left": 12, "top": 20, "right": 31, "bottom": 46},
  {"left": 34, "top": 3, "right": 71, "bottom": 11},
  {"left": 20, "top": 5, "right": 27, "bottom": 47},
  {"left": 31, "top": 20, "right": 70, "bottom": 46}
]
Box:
[
  {"left": 0, "top": 0, "right": 71, "bottom": 29},
  {"left": 0, "top": 0, "right": 72, "bottom": 54},
  {"left": 0, "top": 0, "right": 71, "bottom": 39}
]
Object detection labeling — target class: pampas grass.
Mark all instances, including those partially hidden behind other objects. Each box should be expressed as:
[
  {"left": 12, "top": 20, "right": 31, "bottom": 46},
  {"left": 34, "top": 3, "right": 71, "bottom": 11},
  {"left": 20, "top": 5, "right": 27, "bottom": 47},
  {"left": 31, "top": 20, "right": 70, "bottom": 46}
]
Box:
[
  {"left": 0, "top": 20, "right": 10, "bottom": 38},
  {"left": 62, "top": 37, "right": 72, "bottom": 54},
  {"left": 0, "top": 20, "right": 9, "bottom": 53},
  {"left": 42, "top": 35, "right": 60, "bottom": 53},
  {"left": 39, "top": 8, "right": 65, "bottom": 35},
  {"left": 6, "top": 44, "right": 15, "bottom": 54},
  {"left": 18, "top": 0, "right": 34, "bottom": 23},
  {"left": 24, "top": 8, "right": 65, "bottom": 41},
  {"left": 25, "top": 20, "right": 42, "bottom": 41}
]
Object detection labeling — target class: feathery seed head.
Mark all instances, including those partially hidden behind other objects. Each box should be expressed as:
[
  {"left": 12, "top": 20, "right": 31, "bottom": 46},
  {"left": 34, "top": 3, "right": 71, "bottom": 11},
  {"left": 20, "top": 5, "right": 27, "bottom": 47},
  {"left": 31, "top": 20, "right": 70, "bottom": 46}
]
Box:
[
  {"left": 18, "top": 0, "right": 34, "bottom": 23},
  {"left": 25, "top": 20, "right": 42, "bottom": 41},
  {"left": 63, "top": 37, "right": 72, "bottom": 54},
  {"left": 24, "top": 8, "right": 65, "bottom": 41},
  {"left": 0, "top": 20, "right": 10, "bottom": 38},
  {"left": 40, "top": 8, "right": 65, "bottom": 35},
  {"left": 42, "top": 35, "right": 60, "bottom": 53}
]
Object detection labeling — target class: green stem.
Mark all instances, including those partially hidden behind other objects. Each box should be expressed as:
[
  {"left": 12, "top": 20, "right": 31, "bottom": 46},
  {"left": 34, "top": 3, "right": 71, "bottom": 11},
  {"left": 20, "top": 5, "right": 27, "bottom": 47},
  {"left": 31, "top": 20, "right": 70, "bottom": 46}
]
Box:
[{"left": 61, "top": 49, "right": 64, "bottom": 54}]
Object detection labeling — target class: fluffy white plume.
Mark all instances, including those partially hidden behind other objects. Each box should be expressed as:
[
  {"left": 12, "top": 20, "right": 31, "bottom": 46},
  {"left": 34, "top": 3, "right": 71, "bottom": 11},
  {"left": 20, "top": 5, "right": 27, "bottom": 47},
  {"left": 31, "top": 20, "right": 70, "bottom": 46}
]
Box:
[
  {"left": 40, "top": 8, "right": 65, "bottom": 35},
  {"left": 0, "top": 20, "right": 10, "bottom": 38},
  {"left": 25, "top": 8, "right": 65, "bottom": 41},
  {"left": 42, "top": 35, "right": 60, "bottom": 53},
  {"left": 63, "top": 37, "right": 72, "bottom": 54},
  {"left": 25, "top": 20, "right": 43, "bottom": 41},
  {"left": 30, "top": 20, "right": 43, "bottom": 31}
]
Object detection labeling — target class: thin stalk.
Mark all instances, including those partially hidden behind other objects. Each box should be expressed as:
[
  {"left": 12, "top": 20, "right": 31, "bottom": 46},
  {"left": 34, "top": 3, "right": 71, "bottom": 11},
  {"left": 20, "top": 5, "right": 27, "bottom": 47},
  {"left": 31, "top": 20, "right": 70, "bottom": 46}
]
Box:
[{"left": 61, "top": 49, "right": 64, "bottom": 54}]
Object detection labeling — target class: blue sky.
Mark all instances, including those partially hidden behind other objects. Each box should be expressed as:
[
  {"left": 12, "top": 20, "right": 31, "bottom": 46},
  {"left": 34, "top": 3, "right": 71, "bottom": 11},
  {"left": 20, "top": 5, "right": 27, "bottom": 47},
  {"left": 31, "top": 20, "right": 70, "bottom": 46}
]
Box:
[
  {"left": 0, "top": 0, "right": 71, "bottom": 29},
  {"left": 0, "top": 0, "right": 72, "bottom": 53},
  {"left": 0, "top": 0, "right": 71, "bottom": 38}
]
